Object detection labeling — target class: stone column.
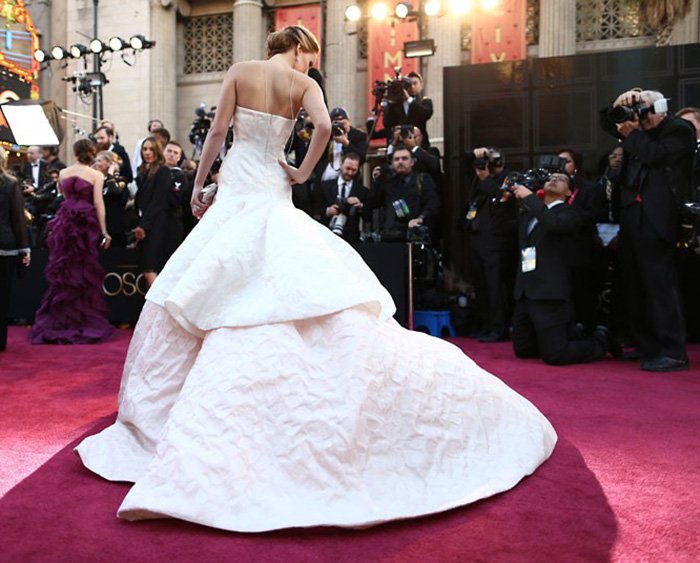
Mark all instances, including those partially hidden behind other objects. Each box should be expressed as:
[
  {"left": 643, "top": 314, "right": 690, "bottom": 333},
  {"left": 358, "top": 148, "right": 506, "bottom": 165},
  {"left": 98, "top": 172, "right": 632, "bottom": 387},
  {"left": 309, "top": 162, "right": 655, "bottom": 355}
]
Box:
[
  {"left": 233, "top": 0, "right": 265, "bottom": 63},
  {"left": 325, "top": 0, "right": 359, "bottom": 121},
  {"left": 538, "top": 0, "right": 576, "bottom": 58},
  {"left": 670, "top": 0, "right": 700, "bottom": 45},
  {"left": 424, "top": 16, "right": 461, "bottom": 152},
  {"left": 149, "top": 0, "right": 178, "bottom": 130}
]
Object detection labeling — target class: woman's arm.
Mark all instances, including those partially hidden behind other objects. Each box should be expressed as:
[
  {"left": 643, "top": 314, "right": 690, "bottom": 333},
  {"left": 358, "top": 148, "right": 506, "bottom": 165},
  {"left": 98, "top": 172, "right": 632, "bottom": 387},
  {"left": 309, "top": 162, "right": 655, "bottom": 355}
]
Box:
[
  {"left": 92, "top": 173, "right": 110, "bottom": 248},
  {"left": 279, "top": 79, "right": 331, "bottom": 184},
  {"left": 191, "top": 65, "right": 239, "bottom": 215}
]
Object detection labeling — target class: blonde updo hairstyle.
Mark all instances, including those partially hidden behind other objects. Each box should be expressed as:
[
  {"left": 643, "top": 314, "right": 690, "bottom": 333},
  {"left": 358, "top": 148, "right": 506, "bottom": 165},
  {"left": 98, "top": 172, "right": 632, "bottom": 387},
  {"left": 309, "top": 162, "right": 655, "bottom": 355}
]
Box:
[{"left": 266, "top": 25, "right": 320, "bottom": 59}]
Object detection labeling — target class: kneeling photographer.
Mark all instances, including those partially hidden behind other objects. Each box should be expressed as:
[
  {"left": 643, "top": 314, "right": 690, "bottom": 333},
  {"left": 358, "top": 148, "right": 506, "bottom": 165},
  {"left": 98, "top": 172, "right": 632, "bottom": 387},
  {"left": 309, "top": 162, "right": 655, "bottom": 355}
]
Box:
[
  {"left": 601, "top": 89, "right": 695, "bottom": 371},
  {"left": 318, "top": 152, "right": 372, "bottom": 243},
  {"left": 510, "top": 169, "right": 608, "bottom": 365},
  {"left": 371, "top": 145, "right": 440, "bottom": 242},
  {"left": 463, "top": 147, "right": 516, "bottom": 342}
]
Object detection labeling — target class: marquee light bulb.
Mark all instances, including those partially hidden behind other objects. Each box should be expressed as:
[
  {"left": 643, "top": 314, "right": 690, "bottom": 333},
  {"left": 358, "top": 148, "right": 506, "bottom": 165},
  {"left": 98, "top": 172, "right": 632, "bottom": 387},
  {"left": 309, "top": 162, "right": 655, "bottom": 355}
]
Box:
[
  {"left": 424, "top": 0, "right": 441, "bottom": 17},
  {"left": 344, "top": 4, "right": 362, "bottom": 21}
]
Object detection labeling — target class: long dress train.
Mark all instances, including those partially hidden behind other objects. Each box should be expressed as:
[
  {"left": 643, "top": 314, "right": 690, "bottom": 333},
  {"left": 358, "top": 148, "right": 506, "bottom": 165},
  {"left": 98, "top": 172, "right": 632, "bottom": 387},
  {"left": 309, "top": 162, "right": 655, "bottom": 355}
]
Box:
[{"left": 75, "top": 106, "right": 556, "bottom": 532}]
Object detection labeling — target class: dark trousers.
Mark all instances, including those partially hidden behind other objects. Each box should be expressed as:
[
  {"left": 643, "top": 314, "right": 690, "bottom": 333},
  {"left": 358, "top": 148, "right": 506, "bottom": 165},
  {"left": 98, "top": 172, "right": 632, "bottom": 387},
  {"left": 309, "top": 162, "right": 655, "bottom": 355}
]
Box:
[
  {"left": 512, "top": 298, "right": 604, "bottom": 365},
  {"left": 469, "top": 237, "right": 509, "bottom": 336},
  {"left": 619, "top": 204, "right": 686, "bottom": 360},
  {"left": 0, "top": 256, "right": 14, "bottom": 351}
]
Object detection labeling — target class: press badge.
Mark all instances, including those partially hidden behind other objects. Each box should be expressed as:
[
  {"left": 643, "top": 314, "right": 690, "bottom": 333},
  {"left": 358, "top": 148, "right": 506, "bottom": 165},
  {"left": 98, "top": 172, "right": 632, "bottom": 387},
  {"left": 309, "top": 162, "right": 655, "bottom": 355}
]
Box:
[
  {"left": 466, "top": 203, "right": 478, "bottom": 221},
  {"left": 521, "top": 247, "right": 536, "bottom": 272}
]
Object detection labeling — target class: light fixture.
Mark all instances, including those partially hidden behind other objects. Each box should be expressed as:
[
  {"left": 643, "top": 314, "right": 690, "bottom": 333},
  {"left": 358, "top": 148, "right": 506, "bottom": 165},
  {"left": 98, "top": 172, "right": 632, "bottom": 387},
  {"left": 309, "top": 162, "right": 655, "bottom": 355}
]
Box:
[
  {"left": 50, "top": 46, "right": 69, "bottom": 61},
  {"left": 33, "top": 49, "right": 50, "bottom": 63},
  {"left": 424, "top": 0, "right": 441, "bottom": 16},
  {"left": 108, "top": 37, "right": 129, "bottom": 52},
  {"left": 404, "top": 38, "right": 436, "bottom": 58},
  {"left": 344, "top": 4, "right": 362, "bottom": 21},
  {"left": 129, "top": 34, "right": 155, "bottom": 50},
  {"left": 89, "top": 39, "right": 106, "bottom": 54},
  {"left": 449, "top": 0, "right": 472, "bottom": 16},
  {"left": 69, "top": 44, "right": 89, "bottom": 59},
  {"left": 370, "top": 2, "right": 389, "bottom": 20},
  {"left": 395, "top": 2, "right": 413, "bottom": 18},
  {"left": 480, "top": 0, "right": 499, "bottom": 9}
]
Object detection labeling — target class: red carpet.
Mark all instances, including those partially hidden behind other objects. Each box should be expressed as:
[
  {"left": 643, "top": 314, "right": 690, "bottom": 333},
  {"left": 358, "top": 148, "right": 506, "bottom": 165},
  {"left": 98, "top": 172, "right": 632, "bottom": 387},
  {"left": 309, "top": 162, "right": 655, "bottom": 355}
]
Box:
[{"left": 1, "top": 327, "right": 698, "bottom": 562}]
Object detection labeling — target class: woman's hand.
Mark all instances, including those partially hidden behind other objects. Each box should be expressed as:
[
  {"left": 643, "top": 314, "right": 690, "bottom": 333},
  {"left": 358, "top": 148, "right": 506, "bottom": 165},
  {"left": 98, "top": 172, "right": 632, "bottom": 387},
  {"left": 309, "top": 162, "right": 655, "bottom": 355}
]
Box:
[
  {"left": 190, "top": 185, "right": 211, "bottom": 219},
  {"left": 21, "top": 253, "right": 31, "bottom": 267},
  {"left": 278, "top": 160, "right": 308, "bottom": 185},
  {"left": 101, "top": 233, "right": 112, "bottom": 250}
]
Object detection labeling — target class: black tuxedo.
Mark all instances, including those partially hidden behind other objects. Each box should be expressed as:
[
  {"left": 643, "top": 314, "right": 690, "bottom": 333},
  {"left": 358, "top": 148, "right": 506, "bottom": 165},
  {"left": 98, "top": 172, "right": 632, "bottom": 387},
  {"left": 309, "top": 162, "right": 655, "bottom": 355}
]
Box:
[
  {"left": 511, "top": 195, "right": 603, "bottom": 365},
  {"left": 313, "top": 127, "right": 368, "bottom": 193},
  {"left": 384, "top": 96, "right": 433, "bottom": 147},
  {"left": 602, "top": 113, "right": 695, "bottom": 361},
  {"left": 22, "top": 161, "right": 48, "bottom": 188},
  {"left": 317, "top": 177, "right": 371, "bottom": 243}
]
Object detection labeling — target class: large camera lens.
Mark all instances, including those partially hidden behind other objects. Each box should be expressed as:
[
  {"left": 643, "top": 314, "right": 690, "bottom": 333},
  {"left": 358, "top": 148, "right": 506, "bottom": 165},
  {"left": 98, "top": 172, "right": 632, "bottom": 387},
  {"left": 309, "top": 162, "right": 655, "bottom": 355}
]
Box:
[{"left": 608, "top": 105, "right": 636, "bottom": 124}]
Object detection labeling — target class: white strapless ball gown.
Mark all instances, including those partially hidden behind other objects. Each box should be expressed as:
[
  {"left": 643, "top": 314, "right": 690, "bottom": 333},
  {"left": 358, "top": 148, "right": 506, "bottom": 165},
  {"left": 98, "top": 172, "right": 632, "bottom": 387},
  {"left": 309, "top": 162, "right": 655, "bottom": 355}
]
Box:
[{"left": 75, "top": 106, "right": 557, "bottom": 532}]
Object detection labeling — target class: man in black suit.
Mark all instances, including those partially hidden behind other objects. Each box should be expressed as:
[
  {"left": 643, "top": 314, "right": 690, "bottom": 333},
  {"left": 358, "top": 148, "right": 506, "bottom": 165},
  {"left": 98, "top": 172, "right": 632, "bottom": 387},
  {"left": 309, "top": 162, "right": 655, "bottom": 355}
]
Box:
[
  {"left": 383, "top": 71, "right": 433, "bottom": 148},
  {"left": 286, "top": 110, "right": 317, "bottom": 218},
  {"left": 463, "top": 147, "right": 517, "bottom": 342},
  {"left": 316, "top": 107, "right": 369, "bottom": 189},
  {"left": 317, "top": 152, "right": 371, "bottom": 243},
  {"left": 602, "top": 89, "right": 695, "bottom": 371},
  {"left": 21, "top": 146, "right": 48, "bottom": 188},
  {"left": 510, "top": 173, "right": 606, "bottom": 365},
  {"left": 94, "top": 125, "right": 134, "bottom": 183}
]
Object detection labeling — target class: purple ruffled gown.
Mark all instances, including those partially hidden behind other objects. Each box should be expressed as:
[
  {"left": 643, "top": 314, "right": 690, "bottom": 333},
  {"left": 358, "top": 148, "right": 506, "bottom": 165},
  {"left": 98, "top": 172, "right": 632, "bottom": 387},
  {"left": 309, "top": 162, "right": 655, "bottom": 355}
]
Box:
[{"left": 29, "top": 176, "right": 115, "bottom": 344}]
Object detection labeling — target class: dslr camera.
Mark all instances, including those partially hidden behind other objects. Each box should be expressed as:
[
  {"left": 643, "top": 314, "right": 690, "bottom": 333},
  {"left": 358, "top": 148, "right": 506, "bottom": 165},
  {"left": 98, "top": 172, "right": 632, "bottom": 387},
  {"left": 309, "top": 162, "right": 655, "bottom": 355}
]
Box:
[
  {"left": 607, "top": 97, "right": 668, "bottom": 124},
  {"left": 329, "top": 196, "right": 360, "bottom": 237},
  {"left": 502, "top": 154, "right": 568, "bottom": 193},
  {"left": 473, "top": 148, "right": 503, "bottom": 171}
]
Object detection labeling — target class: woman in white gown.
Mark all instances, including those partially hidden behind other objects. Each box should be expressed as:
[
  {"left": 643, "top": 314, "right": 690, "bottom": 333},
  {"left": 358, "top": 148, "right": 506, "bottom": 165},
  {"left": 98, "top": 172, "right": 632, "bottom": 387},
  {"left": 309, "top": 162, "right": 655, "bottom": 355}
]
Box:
[{"left": 75, "top": 26, "right": 557, "bottom": 532}]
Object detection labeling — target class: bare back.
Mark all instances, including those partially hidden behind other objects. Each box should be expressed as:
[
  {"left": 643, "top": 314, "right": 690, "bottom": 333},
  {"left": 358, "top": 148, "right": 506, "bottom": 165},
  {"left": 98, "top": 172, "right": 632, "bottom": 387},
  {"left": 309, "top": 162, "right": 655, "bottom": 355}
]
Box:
[{"left": 233, "top": 61, "right": 313, "bottom": 120}]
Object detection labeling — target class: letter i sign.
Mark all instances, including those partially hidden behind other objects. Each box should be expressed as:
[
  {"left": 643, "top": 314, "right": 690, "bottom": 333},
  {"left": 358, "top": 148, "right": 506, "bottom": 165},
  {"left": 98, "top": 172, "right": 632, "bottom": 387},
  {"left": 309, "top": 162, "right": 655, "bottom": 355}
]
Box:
[{"left": 471, "top": 0, "right": 527, "bottom": 65}]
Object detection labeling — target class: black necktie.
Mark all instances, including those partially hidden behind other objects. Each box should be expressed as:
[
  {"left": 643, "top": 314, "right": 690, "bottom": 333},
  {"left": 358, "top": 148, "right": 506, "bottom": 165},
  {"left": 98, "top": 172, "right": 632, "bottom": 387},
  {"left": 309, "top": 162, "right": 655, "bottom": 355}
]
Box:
[{"left": 341, "top": 182, "right": 347, "bottom": 199}]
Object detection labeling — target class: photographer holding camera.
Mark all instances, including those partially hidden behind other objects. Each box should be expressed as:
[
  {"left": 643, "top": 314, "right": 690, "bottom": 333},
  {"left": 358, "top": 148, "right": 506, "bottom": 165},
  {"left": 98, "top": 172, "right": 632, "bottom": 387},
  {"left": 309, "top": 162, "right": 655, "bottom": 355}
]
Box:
[
  {"left": 601, "top": 89, "right": 695, "bottom": 371},
  {"left": 318, "top": 107, "right": 368, "bottom": 186},
  {"left": 383, "top": 71, "right": 433, "bottom": 148},
  {"left": 510, "top": 173, "right": 607, "bottom": 365},
  {"left": 318, "top": 152, "right": 371, "bottom": 243},
  {"left": 286, "top": 110, "right": 317, "bottom": 217},
  {"left": 371, "top": 145, "right": 440, "bottom": 242},
  {"left": 463, "top": 147, "right": 516, "bottom": 342}
]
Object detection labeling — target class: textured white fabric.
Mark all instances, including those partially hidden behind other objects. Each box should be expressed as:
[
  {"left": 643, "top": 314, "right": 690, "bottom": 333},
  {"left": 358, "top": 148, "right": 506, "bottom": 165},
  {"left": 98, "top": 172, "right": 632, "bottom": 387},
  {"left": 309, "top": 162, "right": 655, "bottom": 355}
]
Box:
[{"left": 75, "top": 106, "right": 557, "bottom": 532}]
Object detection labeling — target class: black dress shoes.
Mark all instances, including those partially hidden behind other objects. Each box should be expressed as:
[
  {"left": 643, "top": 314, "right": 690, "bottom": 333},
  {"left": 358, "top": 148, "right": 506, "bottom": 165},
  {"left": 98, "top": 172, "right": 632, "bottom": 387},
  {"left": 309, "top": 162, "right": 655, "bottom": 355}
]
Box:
[{"left": 640, "top": 356, "right": 689, "bottom": 372}]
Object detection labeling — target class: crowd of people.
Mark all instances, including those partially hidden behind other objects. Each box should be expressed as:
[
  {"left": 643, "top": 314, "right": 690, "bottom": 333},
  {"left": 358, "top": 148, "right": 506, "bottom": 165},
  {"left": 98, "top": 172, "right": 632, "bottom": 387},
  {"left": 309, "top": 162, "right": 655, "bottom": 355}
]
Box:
[
  {"left": 463, "top": 92, "right": 700, "bottom": 371},
  {"left": 1, "top": 75, "right": 698, "bottom": 374}
]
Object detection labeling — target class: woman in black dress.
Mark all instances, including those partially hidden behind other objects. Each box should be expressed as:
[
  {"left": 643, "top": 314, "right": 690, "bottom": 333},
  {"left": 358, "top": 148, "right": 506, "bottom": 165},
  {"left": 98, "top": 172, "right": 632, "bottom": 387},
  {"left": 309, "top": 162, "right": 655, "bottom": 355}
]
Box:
[
  {"left": 94, "top": 150, "right": 129, "bottom": 248},
  {"left": 133, "top": 137, "right": 182, "bottom": 287},
  {"left": 0, "top": 147, "right": 30, "bottom": 351}
]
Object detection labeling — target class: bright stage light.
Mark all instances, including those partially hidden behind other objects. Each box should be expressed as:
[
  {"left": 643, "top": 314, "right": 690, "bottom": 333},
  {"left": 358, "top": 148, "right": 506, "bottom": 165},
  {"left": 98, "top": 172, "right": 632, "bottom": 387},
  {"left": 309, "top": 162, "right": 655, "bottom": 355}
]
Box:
[
  {"left": 370, "top": 2, "right": 389, "bottom": 20},
  {"left": 89, "top": 39, "right": 106, "bottom": 54},
  {"left": 69, "top": 44, "right": 89, "bottom": 59},
  {"left": 50, "top": 46, "right": 69, "bottom": 61},
  {"left": 129, "top": 34, "right": 155, "bottom": 50},
  {"left": 344, "top": 4, "right": 362, "bottom": 21},
  {"left": 449, "top": 0, "right": 472, "bottom": 16},
  {"left": 395, "top": 2, "right": 413, "bottom": 18},
  {"left": 108, "top": 37, "right": 129, "bottom": 52},
  {"left": 424, "top": 0, "right": 441, "bottom": 17},
  {"left": 33, "top": 49, "right": 49, "bottom": 63}
]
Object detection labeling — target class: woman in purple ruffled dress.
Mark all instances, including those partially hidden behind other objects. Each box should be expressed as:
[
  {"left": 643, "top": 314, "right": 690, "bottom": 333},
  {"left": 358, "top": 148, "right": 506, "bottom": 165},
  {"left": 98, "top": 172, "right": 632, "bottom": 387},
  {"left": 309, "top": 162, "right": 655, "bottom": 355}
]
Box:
[{"left": 30, "top": 139, "right": 115, "bottom": 344}]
